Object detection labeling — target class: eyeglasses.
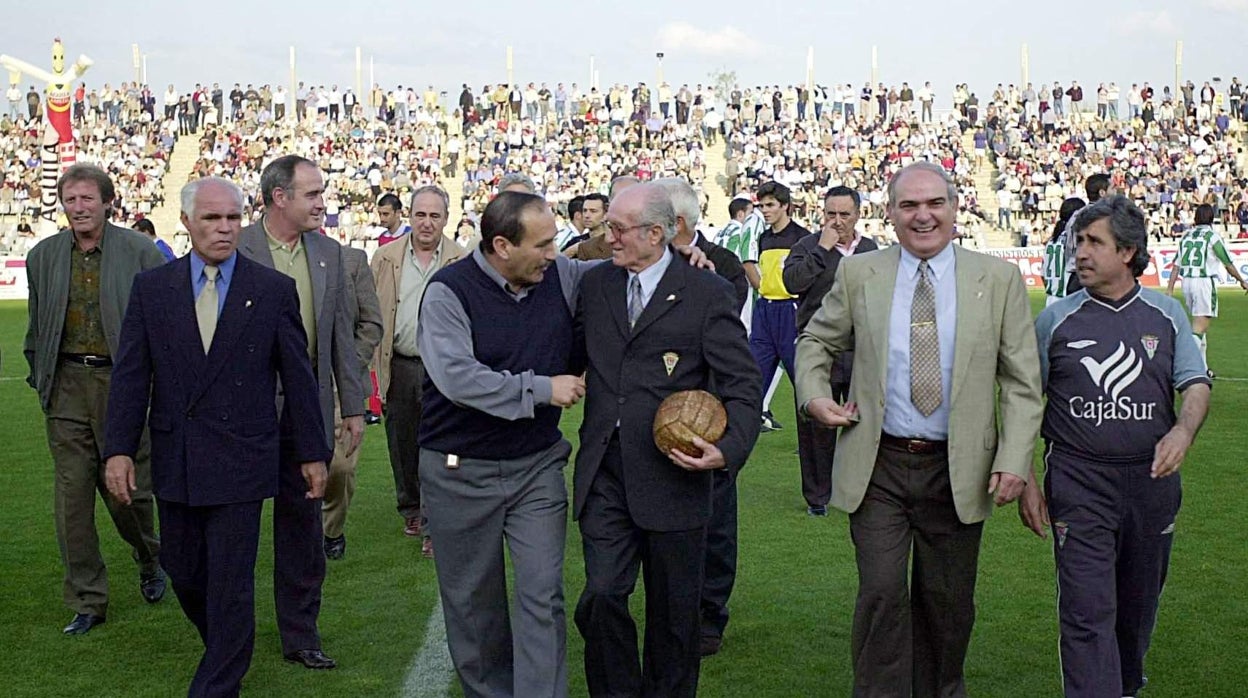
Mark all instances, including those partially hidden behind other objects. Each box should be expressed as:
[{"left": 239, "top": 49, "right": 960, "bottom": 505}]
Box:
[{"left": 607, "top": 222, "right": 650, "bottom": 236}]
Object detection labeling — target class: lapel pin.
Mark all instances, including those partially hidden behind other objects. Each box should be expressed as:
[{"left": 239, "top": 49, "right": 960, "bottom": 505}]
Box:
[
  {"left": 245, "top": 300, "right": 253, "bottom": 308},
  {"left": 666, "top": 294, "right": 676, "bottom": 301},
  {"left": 319, "top": 261, "right": 326, "bottom": 268},
  {"left": 976, "top": 291, "right": 983, "bottom": 299},
  {"left": 663, "top": 352, "right": 680, "bottom": 376}
]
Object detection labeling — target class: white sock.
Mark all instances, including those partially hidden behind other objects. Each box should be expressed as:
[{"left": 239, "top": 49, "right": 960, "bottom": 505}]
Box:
[{"left": 1195, "top": 333, "right": 1207, "bottom": 365}]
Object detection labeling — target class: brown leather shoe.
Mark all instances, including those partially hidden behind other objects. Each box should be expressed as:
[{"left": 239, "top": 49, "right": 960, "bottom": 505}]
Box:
[
  {"left": 421, "top": 536, "right": 434, "bottom": 559},
  {"left": 404, "top": 517, "right": 422, "bottom": 537}
]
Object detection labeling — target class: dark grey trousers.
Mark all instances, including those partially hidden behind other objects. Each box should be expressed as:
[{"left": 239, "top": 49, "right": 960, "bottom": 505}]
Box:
[
  {"left": 848, "top": 441, "right": 983, "bottom": 698},
  {"left": 420, "top": 440, "right": 570, "bottom": 698}
]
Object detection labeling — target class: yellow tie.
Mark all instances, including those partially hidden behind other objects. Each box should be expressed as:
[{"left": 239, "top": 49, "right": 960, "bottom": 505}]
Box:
[{"left": 196, "top": 265, "right": 219, "bottom": 353}]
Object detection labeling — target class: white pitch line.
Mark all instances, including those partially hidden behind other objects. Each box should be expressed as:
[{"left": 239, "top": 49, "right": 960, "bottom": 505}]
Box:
[{"left": 401, "top": 596, "right": 455, "bottom": 698}]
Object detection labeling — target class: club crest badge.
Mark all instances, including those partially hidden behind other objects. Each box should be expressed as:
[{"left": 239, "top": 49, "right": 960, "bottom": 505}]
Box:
[
  {"left": 1141, "top": 335, "right": 1159, "bottom": 360},
  {"left": 663, "top": 352, "right": 680, "bottom": 377},
  {"left": 1054, "top": 521, "right": 1069, "bottom": 549}
]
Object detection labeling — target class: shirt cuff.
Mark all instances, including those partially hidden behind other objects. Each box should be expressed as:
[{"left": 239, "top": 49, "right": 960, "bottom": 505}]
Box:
[{"left": 533, "top": 374, "right": 553, "bottom": 407}]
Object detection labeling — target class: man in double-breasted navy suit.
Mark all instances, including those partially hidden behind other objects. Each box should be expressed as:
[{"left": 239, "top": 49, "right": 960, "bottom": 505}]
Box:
[
  {"left": 103, "top": 178, "right": 329, "bottom": 698},
  {"left": 572, "top": 183, "right": 761, "bottom": 697}
]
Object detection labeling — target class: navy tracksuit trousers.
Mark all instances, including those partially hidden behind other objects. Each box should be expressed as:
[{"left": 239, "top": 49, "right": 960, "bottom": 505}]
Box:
[{"left": 1044, "top": 443, "right": 1181, "bottom": 698}]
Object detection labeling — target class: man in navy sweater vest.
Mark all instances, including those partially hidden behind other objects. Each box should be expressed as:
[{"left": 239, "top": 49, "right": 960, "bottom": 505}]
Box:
[{"left": 416, "top": 191, "right": 589, "bottom": 698}]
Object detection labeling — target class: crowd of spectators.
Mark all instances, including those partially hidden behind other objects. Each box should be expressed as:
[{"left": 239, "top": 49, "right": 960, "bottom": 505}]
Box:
[
  {"left": 7, "top": 75, "right": 1248, "bottom": 256},
  {"left": 720, "top": 94, "right": 988, "bottom": 243},
  {"left": 976, "top": 79, "right": 1248, "bottom": 243},
  {"left": 1, "top": 85, "right": 174, "bottom": 254}
]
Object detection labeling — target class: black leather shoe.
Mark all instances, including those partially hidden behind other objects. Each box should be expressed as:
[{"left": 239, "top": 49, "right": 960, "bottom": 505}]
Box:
[
  {"left": 324, "top": 535, "right": 346, "bottom": 560},
  {"left": 140, "top": 568, "right": 167, "bottom": 603},
  {"left": 63, "top": 613, "right": 106, "bottom": 635},
  {"left": 285, "top": 648, "right": 337, "bottom": 669}
]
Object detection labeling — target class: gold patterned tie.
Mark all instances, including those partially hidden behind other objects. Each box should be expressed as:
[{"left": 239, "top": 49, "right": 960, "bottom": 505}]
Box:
[
  {"left": 196, "top": 265, "right": 219, "bottom": 353},
  {"left": 628, "top": 276, "right": 644, "bottom": 329},
  {"left": 910, "top": 260, "right": 942, "bottom": 416}
]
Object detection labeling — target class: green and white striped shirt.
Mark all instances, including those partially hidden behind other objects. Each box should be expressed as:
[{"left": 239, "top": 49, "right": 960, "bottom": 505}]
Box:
[
  {"left": 1043, "top": 238, "right": 1068, "bottom": 297},
  {"left": 1174, "top": 225, "right": 1232, "bottom": 279}
]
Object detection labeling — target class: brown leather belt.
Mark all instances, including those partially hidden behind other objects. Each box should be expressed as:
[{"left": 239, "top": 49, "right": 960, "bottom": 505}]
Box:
[
  {"left": 881, "top": 433, "right": 947, "bottom": 455},
  {"left": 60, "top": 353, "right": 113, "bottom": 368}
]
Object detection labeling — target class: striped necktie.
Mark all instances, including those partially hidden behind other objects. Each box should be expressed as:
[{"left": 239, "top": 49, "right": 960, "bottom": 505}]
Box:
[{"left": 628, "top": 276, "right": 644, "bottom": 329}]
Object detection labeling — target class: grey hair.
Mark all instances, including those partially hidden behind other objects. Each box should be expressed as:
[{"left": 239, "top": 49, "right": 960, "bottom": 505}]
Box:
[
  {"left": 609, "top": 175, "right": 640, "bottom": 200},
  {"left": 1071, "top": 194, "right": 1150, "bottom": 277},
  {"left": 181, "top": 177, "right": 245, "bottom": 218},
  {"left": 652, "top": 177, "right": 701, "bottom": 228},
  {"left": 634, "top": 183, "right": 678, "bottom": 244},
  {"left": 886, "top": 161, "right": 959, "bottom": 211},
  {"left": 409, "top": 184, "right": 450, "bottom": 214},
  {"left": 496, "top": 172, "right": 537, "bottom": 194}
]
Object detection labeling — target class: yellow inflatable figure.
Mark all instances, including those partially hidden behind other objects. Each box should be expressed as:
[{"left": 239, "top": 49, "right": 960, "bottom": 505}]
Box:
[{"left": 1, "top": 39, "right": 93, "bottom": 232}]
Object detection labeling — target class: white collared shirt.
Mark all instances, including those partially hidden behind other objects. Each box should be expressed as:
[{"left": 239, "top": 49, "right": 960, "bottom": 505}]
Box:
[
  {"left": 626, "top": 247, "right": 673, "bottom": 316},
  {"left": 883, "top": 243, "right": 957, "bottom": 440}
]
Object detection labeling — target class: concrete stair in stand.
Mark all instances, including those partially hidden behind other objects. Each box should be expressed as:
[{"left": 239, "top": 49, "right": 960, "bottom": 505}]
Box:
[
  {"left": 702, "top": 141, "right": 733, "bottom": 230},
  {"left": 145, "top": 134, "right": 200, "bottom": 254}
]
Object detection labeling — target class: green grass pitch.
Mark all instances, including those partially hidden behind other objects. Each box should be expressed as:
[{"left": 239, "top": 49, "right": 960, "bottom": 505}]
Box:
[{"left": 1, "top": 291, "right": 1245, "bottom": 696}]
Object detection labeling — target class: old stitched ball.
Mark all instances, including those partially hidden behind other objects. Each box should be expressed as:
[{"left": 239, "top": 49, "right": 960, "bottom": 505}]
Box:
[{"left": 653, "top": 389, "right": 727, "bottom": 458}]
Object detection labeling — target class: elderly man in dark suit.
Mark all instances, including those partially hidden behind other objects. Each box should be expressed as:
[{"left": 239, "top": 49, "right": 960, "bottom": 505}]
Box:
[
  {"left": 783, "top": 185, "right": 879, "bottom": 517},
  {"left": 651, "top": 176, "right": 749, "bottom": 657},
  {"left": 24, "top": 164, "right": 166, "bottom": 635},
  {"left": 103, "top": 177, "right": 328, "bottom": 697},
  {"left": 237, "top": 154, "right": 366, "bottom": 670},
  {"left": 572, "top": 182, "right": 761, "bottom": 697}
]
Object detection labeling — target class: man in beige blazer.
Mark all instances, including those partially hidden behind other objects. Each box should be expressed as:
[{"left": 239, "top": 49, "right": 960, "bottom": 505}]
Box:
[
  {"left": 371, "top": 185, "right": 466, "bottom": 557},
  {"left": 796, "top": 162, "right": 1046, "bottom": 698}
]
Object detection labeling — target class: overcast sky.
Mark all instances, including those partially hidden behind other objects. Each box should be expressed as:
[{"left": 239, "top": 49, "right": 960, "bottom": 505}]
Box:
[{"left": 3, "top": 2, "right": 1246, "bottom": 103}]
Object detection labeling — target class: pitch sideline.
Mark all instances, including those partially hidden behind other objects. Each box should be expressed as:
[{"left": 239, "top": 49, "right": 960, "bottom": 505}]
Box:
[{"left": 401, "top": 596, "right": 454, "bottom": 698}]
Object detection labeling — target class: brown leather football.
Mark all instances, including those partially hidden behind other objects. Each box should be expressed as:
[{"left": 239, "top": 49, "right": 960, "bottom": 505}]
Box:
[{"left": 653, "top": 390, "right": 728, "bottom": 458}]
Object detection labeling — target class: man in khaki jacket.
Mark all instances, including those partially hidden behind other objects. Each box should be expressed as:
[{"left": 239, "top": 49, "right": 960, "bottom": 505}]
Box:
[
  {"left": 371, "top": 185, "right": 466, "bottom": 557},
  {"left": 796, "top": 163, "right": 1044, "bottom": 697}
]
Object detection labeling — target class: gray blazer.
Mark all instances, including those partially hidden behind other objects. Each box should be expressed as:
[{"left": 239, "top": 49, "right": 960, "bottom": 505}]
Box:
[
  {"left": 24, "top": 223, "right": 166, "bottom": 412},
  {"left": 238, "top": 221, "right": 365, "bottom": 445},
  {"left": 341, "top": 246, "right": 383, "bottom": 389}
]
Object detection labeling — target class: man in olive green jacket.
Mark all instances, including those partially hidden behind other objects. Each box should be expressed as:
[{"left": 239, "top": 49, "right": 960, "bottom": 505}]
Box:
[{"left": 24, "top": 164, "right": 167, "bottom": 635}]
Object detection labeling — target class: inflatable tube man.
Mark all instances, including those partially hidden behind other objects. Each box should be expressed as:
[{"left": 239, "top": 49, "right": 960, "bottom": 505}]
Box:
[{"left": 1, "top": 39, "right": 93, "bottom": 230}]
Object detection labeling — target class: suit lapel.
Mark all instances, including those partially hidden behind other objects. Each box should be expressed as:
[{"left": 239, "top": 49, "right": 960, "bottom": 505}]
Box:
[
  {"left": 192, "top": 257, "right": 257, "bottom": 404},
  {"left": 306, "top": 235, "right": 329, "bottom": 332},
  {"left": 239, "top": 222, "right": 275, "bottom": 269},
  {"left": 950, "top": 247, "right": 985, "bottom": 406},
  {"left": 630, "top": 257, "right": 686, "bottom": 339},
  {"left": 167, "top": 256, "right": 206, "bottom": 392},
  {"left": 864, "top": 246, "right": 900, "bottom": 395},
  {"left": 602, "top": 265, "right": 630, "bottom": 339}
]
